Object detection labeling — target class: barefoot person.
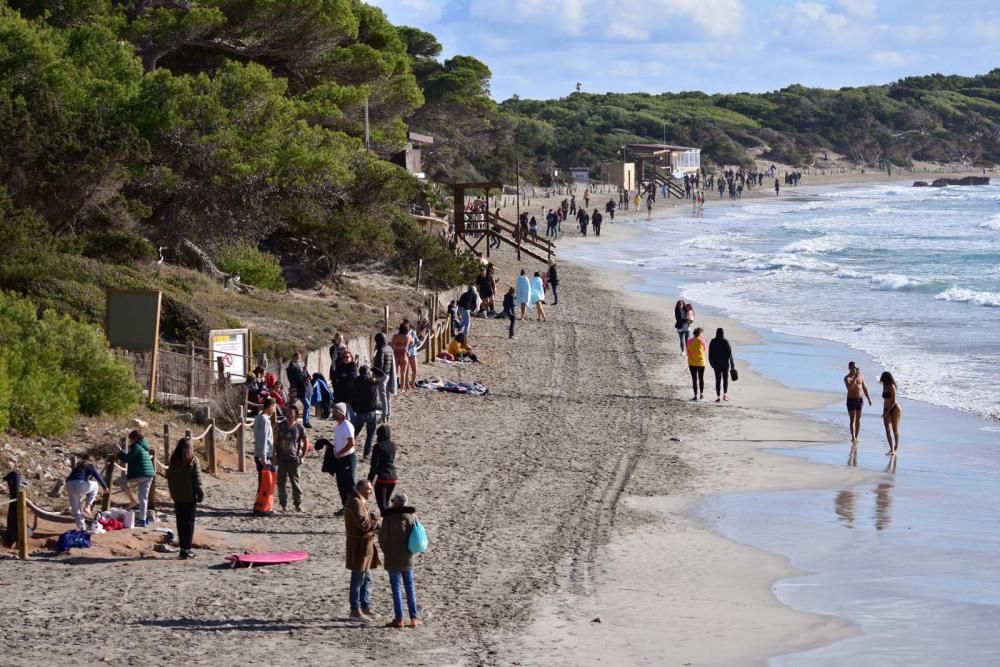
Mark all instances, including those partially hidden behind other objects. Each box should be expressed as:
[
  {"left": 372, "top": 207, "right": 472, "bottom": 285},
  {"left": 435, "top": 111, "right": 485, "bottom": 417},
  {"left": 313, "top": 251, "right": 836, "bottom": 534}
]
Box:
[
  {"left": 844, "top": 362, "right": 872, "bottom": 444},
  {"left": 880, "top": 372, "right": 901, "bottom": 455}
]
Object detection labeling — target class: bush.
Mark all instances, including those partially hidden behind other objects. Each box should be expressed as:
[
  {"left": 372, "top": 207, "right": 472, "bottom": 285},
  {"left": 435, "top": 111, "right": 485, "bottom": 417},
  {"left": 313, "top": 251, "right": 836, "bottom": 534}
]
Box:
[
  {"left": 215, "top": 244, "right": 287, "bottom": 291},
  {"left": 0, "top": 291, "right": 140, "bottom": 436},
  {"left": 81, "top": 230, "right": 157, "bottom": 264},
  {"left": 390, "top": 213, "right": 479, "bottom": 289}
]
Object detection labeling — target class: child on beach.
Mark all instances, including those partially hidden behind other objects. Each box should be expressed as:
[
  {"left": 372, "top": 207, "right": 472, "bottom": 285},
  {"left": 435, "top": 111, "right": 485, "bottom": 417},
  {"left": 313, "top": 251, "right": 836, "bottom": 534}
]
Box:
[{"left": 503, "top": 287, "right": 516, "bottom": 338}]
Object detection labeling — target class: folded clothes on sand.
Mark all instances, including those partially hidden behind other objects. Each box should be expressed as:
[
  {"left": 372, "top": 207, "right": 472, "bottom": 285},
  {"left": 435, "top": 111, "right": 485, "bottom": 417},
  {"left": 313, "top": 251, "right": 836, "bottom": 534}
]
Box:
[{"left": 415, "top": 378, "right": 489, "bottom": 396}]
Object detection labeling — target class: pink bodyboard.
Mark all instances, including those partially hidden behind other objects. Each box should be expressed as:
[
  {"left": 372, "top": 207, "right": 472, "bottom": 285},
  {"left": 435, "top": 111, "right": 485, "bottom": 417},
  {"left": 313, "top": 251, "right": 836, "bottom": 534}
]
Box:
[{"left": 225, "top": 550, "right": 309, "bottom": 566}]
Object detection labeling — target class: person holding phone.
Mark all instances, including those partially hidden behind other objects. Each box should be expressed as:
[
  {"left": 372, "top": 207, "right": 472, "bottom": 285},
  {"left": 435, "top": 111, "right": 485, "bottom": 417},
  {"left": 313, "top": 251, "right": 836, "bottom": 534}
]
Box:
[{"left": 844, "top": 362, "right": 872, "bottom": 445}]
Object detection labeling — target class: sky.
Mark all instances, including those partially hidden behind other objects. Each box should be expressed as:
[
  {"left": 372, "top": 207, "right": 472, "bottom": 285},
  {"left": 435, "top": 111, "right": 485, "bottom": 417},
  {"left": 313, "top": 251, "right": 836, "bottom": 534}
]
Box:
[{"left": 368, "top": 0, "right": 1000, "bottom": 101}]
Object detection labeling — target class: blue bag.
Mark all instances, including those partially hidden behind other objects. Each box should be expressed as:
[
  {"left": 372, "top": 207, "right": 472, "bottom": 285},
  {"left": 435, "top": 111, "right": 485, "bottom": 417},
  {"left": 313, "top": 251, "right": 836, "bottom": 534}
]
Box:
[
  {"left": 56, "top": 530, "right": 92, "bottom": 552},
  {"left": 408, "top": 520, "right": 428, "bottom": 554}
]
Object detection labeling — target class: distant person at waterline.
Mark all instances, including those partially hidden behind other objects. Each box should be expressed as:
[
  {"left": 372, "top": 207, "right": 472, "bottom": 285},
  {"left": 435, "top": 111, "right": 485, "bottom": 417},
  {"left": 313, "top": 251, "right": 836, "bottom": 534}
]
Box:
[
  {"left": 708, "top": 328, "right": 735, "bottom": 402},
  {"left": 844, "top": 362, "right": 872, "bottom": 445},
  {"left": 880, "top": 372, "right": 901, "bottom": 456},
  {"left": 686, "top": 327, "right": 707, "bottom": 401}
]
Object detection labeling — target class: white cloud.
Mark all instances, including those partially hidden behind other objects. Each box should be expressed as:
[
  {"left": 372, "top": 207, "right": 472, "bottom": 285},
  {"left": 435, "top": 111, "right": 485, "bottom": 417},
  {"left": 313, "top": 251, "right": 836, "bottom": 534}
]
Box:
[
  {"left": 872, "top": 50, "right": 906, "bottom": 66},
  {"left": 836, "top": 0, "right": 877, "bottom": 19},
  {"left": 792, "top": 3, "right": 849, "bottom": 31},
  {"left": 468, "top": 0, "right": 745, "bottom": 39}
]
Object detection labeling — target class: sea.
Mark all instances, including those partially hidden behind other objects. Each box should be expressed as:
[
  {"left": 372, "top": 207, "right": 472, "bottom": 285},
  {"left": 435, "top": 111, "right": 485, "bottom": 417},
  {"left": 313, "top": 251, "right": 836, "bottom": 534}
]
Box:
[{"left": 562, "top": 182, "right": 1000, "bottom": 666}]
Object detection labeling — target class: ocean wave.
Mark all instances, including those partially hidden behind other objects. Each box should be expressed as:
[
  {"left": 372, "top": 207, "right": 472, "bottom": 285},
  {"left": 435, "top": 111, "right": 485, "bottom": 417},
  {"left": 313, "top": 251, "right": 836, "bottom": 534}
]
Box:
[
  {"left": 980, "top": 214, "right": 1000, "bottom": 231},
  {"left": 680, "top": 234, "right": 746, "bottom": 252},
  {"left": 868, "top": 273, "right": 928, "bottom": 290},
  {"left": 781, "top": 234, "right": 851, "bottom": 254},
  {"left": 935, "top": 287, "right": 1000, "bottom": 307}
]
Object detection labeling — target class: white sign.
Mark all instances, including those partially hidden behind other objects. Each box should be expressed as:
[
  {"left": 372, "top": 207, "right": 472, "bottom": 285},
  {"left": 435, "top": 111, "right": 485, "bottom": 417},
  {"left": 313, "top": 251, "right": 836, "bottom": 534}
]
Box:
[{"left": 209, "top": 328, "right": 250, "bottom": 383}]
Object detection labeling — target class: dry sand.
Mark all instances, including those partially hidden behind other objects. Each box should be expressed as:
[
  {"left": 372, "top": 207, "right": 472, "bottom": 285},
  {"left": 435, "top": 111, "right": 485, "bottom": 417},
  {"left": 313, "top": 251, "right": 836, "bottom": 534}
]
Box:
[{"left": 1, "top": 200, "right": 887, "bottom": 665}]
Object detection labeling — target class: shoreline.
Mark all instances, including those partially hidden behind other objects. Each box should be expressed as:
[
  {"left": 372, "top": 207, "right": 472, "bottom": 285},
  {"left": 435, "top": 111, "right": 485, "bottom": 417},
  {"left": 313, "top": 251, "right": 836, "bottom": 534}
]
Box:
[{"left": 507, "top": 264, "right": 881, "bottom": 666}]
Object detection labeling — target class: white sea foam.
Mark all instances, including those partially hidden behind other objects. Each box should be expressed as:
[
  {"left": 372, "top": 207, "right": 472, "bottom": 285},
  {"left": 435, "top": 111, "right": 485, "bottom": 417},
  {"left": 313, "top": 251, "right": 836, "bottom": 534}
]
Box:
[
  {"left": 935, "top": 287, "right": 1000, "bottom": 307},
  {"left": 868, "top": 273, "right": 927, "bottom": 290},
  {"left": 781, "top": 234, "right": 851, "bottom": 254},
  {"left": 980, "top": 214, "right": 1000, "bottom": 231}
]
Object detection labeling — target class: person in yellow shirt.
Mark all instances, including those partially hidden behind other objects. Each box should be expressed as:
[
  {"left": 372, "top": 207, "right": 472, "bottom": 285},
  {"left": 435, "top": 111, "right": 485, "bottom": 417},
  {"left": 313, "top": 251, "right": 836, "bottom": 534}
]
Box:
[
  {"left": 448, "top": 333, "right": 479, "bottom": 363},
  {"left": 685, "top": 327, "right": 707, "bottom": 401}
]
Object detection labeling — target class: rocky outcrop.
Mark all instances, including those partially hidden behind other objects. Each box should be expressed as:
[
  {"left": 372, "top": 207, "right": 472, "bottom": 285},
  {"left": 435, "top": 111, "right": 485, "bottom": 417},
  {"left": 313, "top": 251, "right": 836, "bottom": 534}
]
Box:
[{"left": 915, "top": 176, "right": 990, "bottom": 187}]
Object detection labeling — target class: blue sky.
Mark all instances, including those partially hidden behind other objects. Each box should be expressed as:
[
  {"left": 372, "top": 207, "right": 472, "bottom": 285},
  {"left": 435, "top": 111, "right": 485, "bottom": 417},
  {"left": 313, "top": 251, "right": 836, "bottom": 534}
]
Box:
[{"left": 368, "top": 0, "right": 1000, "bottom": 101}]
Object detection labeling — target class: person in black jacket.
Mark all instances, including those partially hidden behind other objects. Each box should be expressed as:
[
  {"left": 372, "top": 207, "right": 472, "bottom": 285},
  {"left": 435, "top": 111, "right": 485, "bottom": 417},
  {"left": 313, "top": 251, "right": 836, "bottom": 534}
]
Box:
[
  {"left": 547, "top": 262, "right": 560, "bottom": 306},
  {"left": 332, "top": 350, "right": 359, "bottom": 418},
  {"left": 502, "top": 287, "right": 516, "bottom": 339},
  {"left": 167, "top": 437, "right": 204, "bottom": 560},
  {"left": 367, "top": 425, "right": 398, "bottom": 514},
  {"left": 350, "top": 366, "right": 380, "bottom": 460},
  {"left": 286, "top": 352, "right": 313, "bottom": 428},
  {"left": 371, "top": 332, "right": 394, "bottom": 423},
  {"left": 708, "top": 328, "right": 735, "bottom": 402}
]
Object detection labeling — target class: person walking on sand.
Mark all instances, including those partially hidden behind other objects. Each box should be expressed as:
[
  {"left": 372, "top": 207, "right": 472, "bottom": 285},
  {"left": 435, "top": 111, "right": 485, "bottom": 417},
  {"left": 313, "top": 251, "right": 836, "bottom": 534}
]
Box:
[
  {"left": 390, "top": 324, "right": 410, "bottom": 394},
  {"left": 516, "top": 270, "right": 531, "bottom": 321},
  {"left": 686, "top": 327, "right": 707, "bottom": 401},
  {"left": 530, "top": 272, "right": 547, "bottom": 322},
  {"left": 317, "top": 402, "right": 357, "bottom": 516},
  {"left": 65, "top": 454, "right": 108, "bottom": 532},
  {"left": 274, "top": 406, "right": 308, "bottom": 512},
  {"left": 774, "top": 179, "right": 780, "bottom": 196},
  {"left": 502, "top": 287, "right": 517, "bottom": 338},
  {"left": 674, "top": 300, "right": 690, "bottom": 352},
  {"left": 372, "top": 333, "right": 394, "bottom": 423},
  {"left": 367, "top": 425, "right": 397, "bottom": 514},
  {"left": 379, "top": 492, "right": 422, "bottom": 629},
  {"left": 708, "top": 328, "right": 736, "bottom": 402},
  {"left": 166, "top": 437, "right": 204, "bottom": 560},
  {"left": 286, "top": 353, "right": 313, "bottom": 428},
  {"left": 116, "top": 430, "right": 155, "bottom": 526},
  {"left": 547, "top": 262, "right": 559, "bottom": 306},
  {"left": 880, "top": 372, "right": 901, "bottom": 456},
  {"left": 346, "top": 479, "right": 381, "bottom": 621},
  {"left": 351, "top": 366, "right": 380, "bottom": 461},
  {"left": 844, "top": 362, "right": 872, "bottom": 444}
]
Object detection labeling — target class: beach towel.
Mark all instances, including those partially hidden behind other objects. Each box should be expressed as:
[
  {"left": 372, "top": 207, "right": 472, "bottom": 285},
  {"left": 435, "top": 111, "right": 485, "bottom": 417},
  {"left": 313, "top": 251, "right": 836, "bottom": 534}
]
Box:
[
  {"left": 415, "top": 378, "right": 489, "bottom": 396},
  {"left": 516, "top": 274, "right": 531, "bottom": 306},
  {"left": 529, "top": 276, "right": 545, "bottom": 306}
]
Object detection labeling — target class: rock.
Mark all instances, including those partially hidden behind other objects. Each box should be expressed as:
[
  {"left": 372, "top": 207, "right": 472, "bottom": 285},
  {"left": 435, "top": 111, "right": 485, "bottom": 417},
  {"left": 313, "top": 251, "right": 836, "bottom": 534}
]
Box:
[
  {"left": 912, "top": 181, "right": 929, "bottom": 187},
  {"left": 928, "top": 176, "right": 990, "bottom": 187},
  {"left": 591, "top": 617, "right": 602, "bottom": 623},
  {"left": 128, "top": 418, "right": 149, "bottom": 429}
]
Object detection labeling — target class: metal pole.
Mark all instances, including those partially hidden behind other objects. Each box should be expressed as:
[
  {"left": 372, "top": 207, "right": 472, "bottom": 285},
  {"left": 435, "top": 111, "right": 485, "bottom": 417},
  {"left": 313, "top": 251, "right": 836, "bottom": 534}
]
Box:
[{"left": 364, "top": 96, "right": 370, "bottom": 151}]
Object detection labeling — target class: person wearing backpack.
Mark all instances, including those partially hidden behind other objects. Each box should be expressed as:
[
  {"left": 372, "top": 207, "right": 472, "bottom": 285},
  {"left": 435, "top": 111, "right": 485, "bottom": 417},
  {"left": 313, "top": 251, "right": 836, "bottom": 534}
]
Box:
[
  {"left": 275, "top": 406, "right": 308, "bottom": 512},
  {"left": 378, "top": 493, "right": 422, "bottom": 628}
]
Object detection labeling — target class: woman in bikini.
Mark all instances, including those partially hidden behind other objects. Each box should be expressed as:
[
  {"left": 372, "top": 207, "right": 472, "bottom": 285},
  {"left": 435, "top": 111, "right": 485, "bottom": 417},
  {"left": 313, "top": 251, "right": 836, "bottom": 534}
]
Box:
[
  {"left": 879, "top": 372, "right": 901, "bottom": 456},
  {"left": 390, "top": 324, "right": 411, "bottom": 393}
]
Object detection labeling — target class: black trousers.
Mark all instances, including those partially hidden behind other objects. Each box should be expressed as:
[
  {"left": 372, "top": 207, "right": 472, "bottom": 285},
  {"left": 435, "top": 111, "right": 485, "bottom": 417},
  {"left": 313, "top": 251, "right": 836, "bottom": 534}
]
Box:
[
  {"left": 374, "top": 482, "right": 396, "bottom": 514},
  {"left": 713, "top": 366, "right": 729, "bottom": 397},
  {"left": 689, "top": 365, "right": 705, "bottom": 396},
  {"left": 335, "top": 453, "right": 356, "bottom": 508},
  {"left": 504, "top": 309, "right": 516, "bottom": 337},
  {"left": 174, "top": 501, "right": 196, "bottom": 551}
]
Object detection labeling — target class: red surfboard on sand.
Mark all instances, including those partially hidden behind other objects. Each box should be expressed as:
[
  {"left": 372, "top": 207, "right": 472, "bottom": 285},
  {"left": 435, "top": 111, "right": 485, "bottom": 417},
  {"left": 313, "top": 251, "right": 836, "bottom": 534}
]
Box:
[{"left": 225, "top": 551, "right": 309, "bottom": 568}]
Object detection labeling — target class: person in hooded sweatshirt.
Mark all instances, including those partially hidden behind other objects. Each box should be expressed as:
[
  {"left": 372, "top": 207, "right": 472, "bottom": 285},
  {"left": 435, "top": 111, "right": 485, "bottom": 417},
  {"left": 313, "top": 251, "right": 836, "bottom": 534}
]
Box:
[
  {"left": 378, "top": 492, "right": 421, "bottom": 628},
  {"left": 708, "top": 327, "right": 735, "bottom": 402},
  {"left": 371, "top": 332, "right": 395, "bottom": 423},
  {"left": 367, "top": 424, "right": 398, "bottom": 514}
]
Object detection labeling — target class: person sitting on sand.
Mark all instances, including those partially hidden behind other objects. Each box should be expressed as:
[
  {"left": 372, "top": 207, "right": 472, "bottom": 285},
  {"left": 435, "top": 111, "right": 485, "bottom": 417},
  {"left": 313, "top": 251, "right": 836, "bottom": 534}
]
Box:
[
  {"left": 708, "top": 328, "right": 736, "bottom": 402},
  {"left": 686, "top": 328, "right": 707, "bottom": 401},
  {"left": 65, "top": 454, "right": 108, "bottom": 532},
  {"left": 379, "top": 492, "right": 421, "bottom": 629},
  {"left": 844, "top": 362, "right": 872, "bottom": 445},
  {"left": 116, "top": 430, "right": 155, "bottom": 527},
  {"left": 167, "top": 437, "right": 203, "bottom": 560},
  {"left": 880, "top": 372, "right": 901, "bottom": 456},
  {"left": 448, "top": 333, "right": 479, "bottom": 363},
  {"left": 345, "top": 479, "right": 381, "bottom": 621}
]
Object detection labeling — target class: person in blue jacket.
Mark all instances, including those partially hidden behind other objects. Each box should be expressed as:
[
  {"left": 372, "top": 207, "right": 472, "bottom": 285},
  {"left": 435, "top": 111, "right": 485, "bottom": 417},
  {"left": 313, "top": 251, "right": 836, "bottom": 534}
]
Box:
[{"left": 65, "top": 454, "right": 109, "bottom": 531}]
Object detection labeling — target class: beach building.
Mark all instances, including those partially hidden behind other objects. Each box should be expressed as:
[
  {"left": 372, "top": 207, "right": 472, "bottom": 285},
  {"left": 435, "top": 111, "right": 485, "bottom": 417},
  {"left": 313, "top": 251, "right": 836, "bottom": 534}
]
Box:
[
  {"left": 626, "top": 143, "right": 701, "bottom": 178},
  {"left": 599, "top": 161, "right": 636, "bottom": 190},
  {"left": 391, "top": 131, "right": 434, "bottom": 179}
]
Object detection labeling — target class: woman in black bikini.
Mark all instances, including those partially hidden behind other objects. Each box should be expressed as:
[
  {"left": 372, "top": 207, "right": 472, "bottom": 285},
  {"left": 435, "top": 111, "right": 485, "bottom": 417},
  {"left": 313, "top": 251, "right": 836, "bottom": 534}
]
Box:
[{"left": 879, "top": 372, "right": 901, "bottom": 456}]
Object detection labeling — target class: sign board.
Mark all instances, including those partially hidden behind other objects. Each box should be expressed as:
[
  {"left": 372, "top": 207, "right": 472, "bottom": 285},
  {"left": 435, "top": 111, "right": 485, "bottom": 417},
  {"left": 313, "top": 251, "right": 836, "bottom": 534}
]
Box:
[
  {"left": 209, "top": 329, "right": 250, "bottom": 383},
  {"left": 105, "top": 290, "right": 162, "bottom": 352},
  {"left": 570, "top": 168, "right": 590, "bottom": 183}
]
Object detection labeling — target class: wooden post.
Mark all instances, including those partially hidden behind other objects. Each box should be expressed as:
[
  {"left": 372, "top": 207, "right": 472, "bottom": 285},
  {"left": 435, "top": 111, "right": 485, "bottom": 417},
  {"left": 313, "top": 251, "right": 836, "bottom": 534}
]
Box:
[
  {"left": 415, "top": 259, "right": 422, "bottom": 291},
  {"left": 206, "top": 419, "right": 217, "bottom": 475},
  {"left": 237, "top": 405, "right": 247, "bottom": 473},
  {"left": 147, "top": 292, "right": 163, "bottom": 407},
  {"left": 16, "top": 489, "right": 28, "bottom": 560},
  {"left": 216, "top": 356, "right": 226, "bottom": 384},
  {"left": 163, "top": 423, "right": 172, "bottom": 463},
  {"left": 383, "top": 305, "right": 389, "bottom": 334},
  {"left": 148, "top": 455, "right": 157, "bottom": 514},
  {"left": 186, "top": 341, "right": 195, "bottom": 402},
  {"left": 101, "top": 458, "right": 115, "bottom": 511}
]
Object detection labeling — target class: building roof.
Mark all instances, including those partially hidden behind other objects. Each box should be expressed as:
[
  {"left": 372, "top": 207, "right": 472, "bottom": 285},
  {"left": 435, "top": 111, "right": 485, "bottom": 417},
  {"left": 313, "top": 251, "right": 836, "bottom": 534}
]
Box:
[
  {"left": 626, "top": 143, "right": 699, "bottom": 155},
  {"left": 408, "top": 131, "right": 434, "bottom": 145}
]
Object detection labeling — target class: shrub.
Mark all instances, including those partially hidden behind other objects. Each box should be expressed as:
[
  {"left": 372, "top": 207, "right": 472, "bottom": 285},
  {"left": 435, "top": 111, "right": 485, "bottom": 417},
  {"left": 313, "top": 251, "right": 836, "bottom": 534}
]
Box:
[
  {"left": 215, "top": 244, "right": 287, "bottom": 291},
  {"left": 0, "top": 291, "right": 140, "bottom": 436},
  {"left": 81, "top": 230, "right": 157, "bottom": 264},
  {"left": 390, "top": 212, "right": 479, "bottom": 289}
]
